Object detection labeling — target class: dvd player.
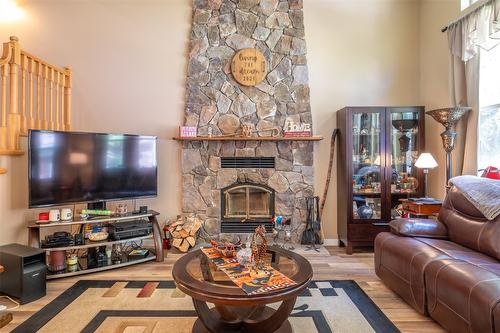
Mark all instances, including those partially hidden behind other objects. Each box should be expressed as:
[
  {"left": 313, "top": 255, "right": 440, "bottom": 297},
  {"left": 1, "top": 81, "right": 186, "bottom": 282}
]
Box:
[{"left": 108, "top": 220, "right": 153, "bottom": 241}]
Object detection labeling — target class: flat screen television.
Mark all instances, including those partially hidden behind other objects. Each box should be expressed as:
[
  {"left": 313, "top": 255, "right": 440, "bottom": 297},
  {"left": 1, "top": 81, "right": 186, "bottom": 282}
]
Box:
[{"left": 28, "top": 130, "right": 158, "bottom": 208}]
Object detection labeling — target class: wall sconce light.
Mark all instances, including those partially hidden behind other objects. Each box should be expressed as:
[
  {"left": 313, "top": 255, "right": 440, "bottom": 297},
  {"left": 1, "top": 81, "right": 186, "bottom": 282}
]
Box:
[{"left": 0, "top": 0, "right": 25, "bottom": 23}]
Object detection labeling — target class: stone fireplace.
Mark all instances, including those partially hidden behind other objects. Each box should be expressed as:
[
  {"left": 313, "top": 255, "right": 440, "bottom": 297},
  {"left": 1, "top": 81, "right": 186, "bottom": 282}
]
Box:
[
  {"left": 221, "top": 183, "right": 275, "bottom": 233},
  {"left": 182, "top": 0, "right": 314, "bottom": 240}
]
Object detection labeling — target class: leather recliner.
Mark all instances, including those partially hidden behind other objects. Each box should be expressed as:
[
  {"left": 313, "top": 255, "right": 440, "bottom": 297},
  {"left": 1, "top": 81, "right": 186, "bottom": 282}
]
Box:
[{"left": 375, "top": 184, "right": 500, "bottom": 333}]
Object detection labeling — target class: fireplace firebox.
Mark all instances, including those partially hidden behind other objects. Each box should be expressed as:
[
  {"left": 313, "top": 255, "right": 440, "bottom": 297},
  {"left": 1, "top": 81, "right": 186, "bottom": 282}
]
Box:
[{"left": 221, "top": 183, "right": 275, "bottom": 233}]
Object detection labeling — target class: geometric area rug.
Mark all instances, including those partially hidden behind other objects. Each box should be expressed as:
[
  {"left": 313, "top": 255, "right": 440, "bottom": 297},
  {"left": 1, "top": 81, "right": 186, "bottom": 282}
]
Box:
[{"left": 12, "top": 280, "right": 400, "bottom": 333}]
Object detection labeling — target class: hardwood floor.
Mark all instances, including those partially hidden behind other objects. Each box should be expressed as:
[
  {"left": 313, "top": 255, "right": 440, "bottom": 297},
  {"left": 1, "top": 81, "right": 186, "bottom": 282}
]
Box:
[{"left": 1, "top": 246, "right": 445, "bottom": 333}]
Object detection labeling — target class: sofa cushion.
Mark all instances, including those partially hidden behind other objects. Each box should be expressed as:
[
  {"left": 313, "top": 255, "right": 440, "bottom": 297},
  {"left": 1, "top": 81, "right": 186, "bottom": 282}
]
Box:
[
  {"left": 374, "top": 232, "right": 451, "bottom": 314},
  {"left": 425, "top": 259, "right": 500, "bottom": 333},
  {"left": 415, "top": 237, "right": 499, "bottom": 266},
  {"left": 439, "top": 187, "right": 500, "bottom": 260},
  {"left": 390, "top": 218, "right": 448, "bottom": 239}
]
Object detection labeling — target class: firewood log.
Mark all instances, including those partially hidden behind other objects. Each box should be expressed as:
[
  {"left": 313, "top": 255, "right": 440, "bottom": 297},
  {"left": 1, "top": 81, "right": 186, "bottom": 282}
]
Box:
[
  {"left": 189, "top": 220, "right": 203, "bottom": 236},
  {"left": 169, "top": 220, "right": 184, "bottom": 228},
  {"left": 172, "top": 238, "right": 183, "bottom": 249},
  {"left": 186, "top": 236, "right": 196, "bottom": 247},
  {"left": 179, "top": 229, "right": 189, "bottom": 238},
  {"left": 178, "top": 240, "right": 190, "bottom": 252}
]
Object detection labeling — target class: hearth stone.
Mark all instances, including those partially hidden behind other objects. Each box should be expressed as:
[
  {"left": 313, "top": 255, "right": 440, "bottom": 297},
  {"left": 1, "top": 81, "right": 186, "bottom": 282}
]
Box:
[{"left": 183, "top": 0, "right": 313, "bottom": 240}]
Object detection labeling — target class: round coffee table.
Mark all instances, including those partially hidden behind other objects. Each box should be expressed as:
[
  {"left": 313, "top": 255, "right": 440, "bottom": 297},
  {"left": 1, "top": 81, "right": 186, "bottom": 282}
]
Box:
[{"left": 172, "top": 246, "right": 313, "bottom": 333}]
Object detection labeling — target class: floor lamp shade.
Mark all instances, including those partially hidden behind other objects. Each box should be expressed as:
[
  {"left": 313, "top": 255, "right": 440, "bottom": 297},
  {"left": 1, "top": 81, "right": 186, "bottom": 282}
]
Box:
[{"left": 426, "top": 107, "right": 471, "bottom": 185}]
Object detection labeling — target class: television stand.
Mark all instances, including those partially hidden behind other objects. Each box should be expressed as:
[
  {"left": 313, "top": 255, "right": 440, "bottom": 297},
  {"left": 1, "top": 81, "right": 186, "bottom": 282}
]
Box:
[{"left": 27, "top": 210, "right": 164, "bottom": 280}]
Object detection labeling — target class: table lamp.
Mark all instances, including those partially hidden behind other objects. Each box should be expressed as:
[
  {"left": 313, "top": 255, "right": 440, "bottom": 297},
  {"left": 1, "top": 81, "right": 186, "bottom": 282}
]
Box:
[{"left": 415, "top": 153, "right": 438, "bottom": 198}]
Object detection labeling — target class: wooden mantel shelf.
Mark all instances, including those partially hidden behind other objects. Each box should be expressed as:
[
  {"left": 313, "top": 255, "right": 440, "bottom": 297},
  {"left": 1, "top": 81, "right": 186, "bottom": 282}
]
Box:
[
  {"left": 0, "top": 149, "right": 25, "bottom": 156},
  {"left": 173, "top": 136, "right": 323, "bottom": 142}
]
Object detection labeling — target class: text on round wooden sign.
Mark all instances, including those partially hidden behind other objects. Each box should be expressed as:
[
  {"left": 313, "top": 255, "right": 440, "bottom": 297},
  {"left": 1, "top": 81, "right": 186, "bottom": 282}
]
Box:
[{"left": 231, "top": 48, "right": 267, "bottom": 87}]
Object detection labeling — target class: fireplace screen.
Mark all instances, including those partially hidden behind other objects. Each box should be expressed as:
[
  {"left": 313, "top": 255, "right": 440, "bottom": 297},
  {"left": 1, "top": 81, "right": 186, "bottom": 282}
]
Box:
[{"left": 223, "top": 184, "right": 274, "bottom": 220}]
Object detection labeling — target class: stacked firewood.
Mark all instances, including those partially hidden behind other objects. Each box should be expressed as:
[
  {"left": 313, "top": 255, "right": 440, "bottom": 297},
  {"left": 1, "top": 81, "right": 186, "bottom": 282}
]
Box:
[{"left": 168, "top": 215, "right": 203, "bottom": 252}]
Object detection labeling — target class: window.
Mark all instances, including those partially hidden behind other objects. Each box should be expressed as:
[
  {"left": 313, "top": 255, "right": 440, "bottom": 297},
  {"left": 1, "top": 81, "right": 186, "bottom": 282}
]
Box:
[
  {"left": 461, "top": 0, "right": 480, "bottom": 10},
  {"left": 477, "top": 46, "right": 500, "bottom": 173}
]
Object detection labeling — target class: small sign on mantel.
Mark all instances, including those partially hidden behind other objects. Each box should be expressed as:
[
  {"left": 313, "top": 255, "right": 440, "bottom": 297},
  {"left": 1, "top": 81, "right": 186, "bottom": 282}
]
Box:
[
  {"left": 231, "top": 48, "right": 267, "bottom": 87},
  {"left": 179, "top": 126, "right": 197, "bottom": 138},
  {"left": 283, "top": 120, "right": 312, "bottom": 137}
]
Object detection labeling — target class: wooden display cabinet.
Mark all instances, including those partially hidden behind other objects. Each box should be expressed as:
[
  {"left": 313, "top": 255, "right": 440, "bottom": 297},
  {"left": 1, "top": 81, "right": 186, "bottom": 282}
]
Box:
[{"left": 337, "top": 107, "right": 425, "bottom": 254}]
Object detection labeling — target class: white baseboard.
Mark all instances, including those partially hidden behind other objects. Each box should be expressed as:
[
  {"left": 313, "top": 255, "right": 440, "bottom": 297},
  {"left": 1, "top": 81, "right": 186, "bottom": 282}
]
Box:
[{"left": 323, "top": 238, "right": 339, "bottom": 246}]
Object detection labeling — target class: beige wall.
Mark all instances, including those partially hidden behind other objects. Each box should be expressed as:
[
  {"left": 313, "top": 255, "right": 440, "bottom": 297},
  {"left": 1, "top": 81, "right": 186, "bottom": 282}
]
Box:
[
  {"left": 308, "top": 0, "right": 459, "bottom": 241},
  {"left": 419, "top": 0, "right": 461, "bottom": 200},
  {"left": 0, "top": 0, "right": 459, "bottom": 245},
  {"left": 306, "top": 0, "right": 423, "bottom": 242},
  {"left": 0, "top": 0, "right": 191, "bottom": 244}
]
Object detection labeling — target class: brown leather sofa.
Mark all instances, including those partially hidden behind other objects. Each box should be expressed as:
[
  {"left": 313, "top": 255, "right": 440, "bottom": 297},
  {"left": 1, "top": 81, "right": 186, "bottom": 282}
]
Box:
[{"left": 375, "top": 185, "right": 500, "bottom": 333}]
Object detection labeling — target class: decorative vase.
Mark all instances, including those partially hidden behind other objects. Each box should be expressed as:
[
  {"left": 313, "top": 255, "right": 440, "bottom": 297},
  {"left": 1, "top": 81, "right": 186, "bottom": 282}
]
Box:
[
  {"left": 357, "top": 205, "right": 373, "bottom": 219},
  {"left": 236, "top": 248, "right": 252, "bottom": 267}
]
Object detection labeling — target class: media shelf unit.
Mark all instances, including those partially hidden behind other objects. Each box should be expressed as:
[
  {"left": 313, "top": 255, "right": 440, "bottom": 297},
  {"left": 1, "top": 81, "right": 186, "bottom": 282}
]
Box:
[{"left": 27, "top": 210, "right": 164, "bottom": 280}]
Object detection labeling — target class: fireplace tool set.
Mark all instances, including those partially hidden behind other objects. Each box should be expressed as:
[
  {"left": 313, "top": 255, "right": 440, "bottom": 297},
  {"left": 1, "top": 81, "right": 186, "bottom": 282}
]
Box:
[{"left": 302, "top": 196, "right": 322, "bottom": 252}]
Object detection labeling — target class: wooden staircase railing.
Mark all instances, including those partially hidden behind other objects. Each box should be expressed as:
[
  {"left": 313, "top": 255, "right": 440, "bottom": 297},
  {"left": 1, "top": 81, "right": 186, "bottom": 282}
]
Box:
[{"left": 0, "top": 36, "right": 72, "bottom": 174}]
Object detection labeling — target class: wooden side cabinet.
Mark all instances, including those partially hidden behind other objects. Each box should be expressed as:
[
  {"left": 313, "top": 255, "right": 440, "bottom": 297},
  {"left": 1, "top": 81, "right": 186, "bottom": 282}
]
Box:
[
  {"left": 401, "top": 199, "right": 442, "bottom": 217},
  {"left": 337, "top": 107, "right": 425, "bottom": 254}
]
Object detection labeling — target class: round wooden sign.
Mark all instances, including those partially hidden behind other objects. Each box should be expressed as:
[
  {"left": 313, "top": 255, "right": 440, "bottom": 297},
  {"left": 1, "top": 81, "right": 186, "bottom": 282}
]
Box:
[{"left": 231, "top": 48, "right": 267, "bottom": 87}]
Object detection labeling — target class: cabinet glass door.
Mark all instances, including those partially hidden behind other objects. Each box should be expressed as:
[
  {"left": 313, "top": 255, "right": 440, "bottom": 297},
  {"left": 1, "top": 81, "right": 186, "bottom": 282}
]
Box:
[
  {"left": 352, "top": 112, "right": 383, "bottom": 220},
  {"left": 389, "top": 109, "right": 421, "bottom": 218}
]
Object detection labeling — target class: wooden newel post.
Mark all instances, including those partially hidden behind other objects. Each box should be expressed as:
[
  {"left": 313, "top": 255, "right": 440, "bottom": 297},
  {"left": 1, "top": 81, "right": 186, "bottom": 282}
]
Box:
[
  {"left": 8, "top": 36, "right": 21, "bottom": 150},
  {"left": 28, "top": 58, "right": 35, "bottom": 130},
  {"left": 20, "top": 53, "right": 27, "bottom": 135},
  {"left": 63, "top": 67, "right": 72, "bottom": 131},
  {"left": 36, "top": 62, "right": 42, "bottom": 129},
  {"left": 48, "top": 68, "right": 54, "bottom": 130},
  {"left": 42, "top": 65, "right": 48, "bottom": 130}
]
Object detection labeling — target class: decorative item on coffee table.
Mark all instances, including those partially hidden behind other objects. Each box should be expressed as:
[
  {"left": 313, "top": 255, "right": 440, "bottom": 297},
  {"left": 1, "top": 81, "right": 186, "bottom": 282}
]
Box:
[
  {"left": 210, "top": 238, "right": 242, "bottom": 258},
  {"left": 251, "top": 225, "right": 268, "bottom": 271}
]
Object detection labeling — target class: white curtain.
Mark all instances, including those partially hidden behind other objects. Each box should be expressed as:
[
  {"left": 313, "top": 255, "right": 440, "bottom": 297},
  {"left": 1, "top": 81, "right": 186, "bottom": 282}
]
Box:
[{"left": 447, "top": 0, "right": 499, "bottom": 175}]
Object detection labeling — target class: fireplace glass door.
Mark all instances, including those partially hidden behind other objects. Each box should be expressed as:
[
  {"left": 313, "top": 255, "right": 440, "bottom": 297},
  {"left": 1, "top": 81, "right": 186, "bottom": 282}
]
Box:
[{"left": 224, "top": 185, "right": 273, "bottom": 220}]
